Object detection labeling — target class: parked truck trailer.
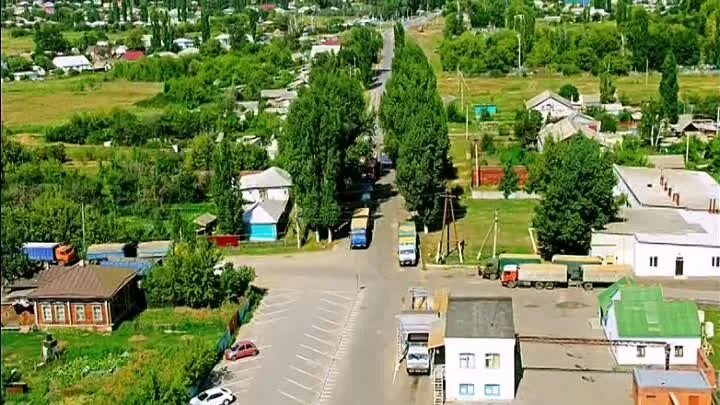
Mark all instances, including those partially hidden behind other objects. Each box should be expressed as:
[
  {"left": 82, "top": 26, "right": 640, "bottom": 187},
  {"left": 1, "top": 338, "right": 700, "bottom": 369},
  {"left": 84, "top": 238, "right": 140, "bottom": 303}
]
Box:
[
  {"left": 398, "top": 222, "right": 418, "bottom": 266},
  {"left": 479, "top": 253, "right": 542, "bottom": 279},
  {"left": 349, "top": 208, "right": 371, "bottom": 249},
  {"left": 551, "top": 254, "right": 603, "bottom": 273},
  {"left": 503, "top": 263, "right": 633, "bottom": 290}
]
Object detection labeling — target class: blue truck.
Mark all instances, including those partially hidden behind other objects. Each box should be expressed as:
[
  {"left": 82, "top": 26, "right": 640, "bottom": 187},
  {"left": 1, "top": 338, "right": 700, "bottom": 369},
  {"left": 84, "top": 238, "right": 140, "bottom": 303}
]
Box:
[
  {"left": 22, "top": 242, "right": 77, "bottom": 265},
  {"left": 349, "top": 208, "right": 371, "bottom": 249}
]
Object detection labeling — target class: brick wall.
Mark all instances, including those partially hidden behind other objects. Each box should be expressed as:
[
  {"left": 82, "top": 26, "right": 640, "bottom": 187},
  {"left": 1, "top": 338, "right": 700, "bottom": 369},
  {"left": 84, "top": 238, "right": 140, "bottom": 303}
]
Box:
[
  {"left": 471, "top": 166, "right": 529, "bottom": 187},
  {"left": 634, "top": 387, "right": 711, "bottom": 405}
]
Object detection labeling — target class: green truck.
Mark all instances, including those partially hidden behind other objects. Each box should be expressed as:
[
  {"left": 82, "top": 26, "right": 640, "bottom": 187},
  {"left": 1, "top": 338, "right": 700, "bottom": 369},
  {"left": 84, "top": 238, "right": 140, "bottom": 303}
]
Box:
[
  {"left": 398, "top": 222, "right": 418, "bottom": 266},
  {"left": 551, "top": 255, "right": 604, "bottom": 273},
  {"left": 479, "top": 253, "right": 542, "bottom": 279}
]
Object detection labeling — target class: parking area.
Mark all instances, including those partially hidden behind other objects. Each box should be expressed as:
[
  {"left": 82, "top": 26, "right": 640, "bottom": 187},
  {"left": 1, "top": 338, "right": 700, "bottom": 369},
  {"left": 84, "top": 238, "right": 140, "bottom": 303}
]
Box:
[{"left": 214, "top": 286, "right": 364, "bottom": 405}]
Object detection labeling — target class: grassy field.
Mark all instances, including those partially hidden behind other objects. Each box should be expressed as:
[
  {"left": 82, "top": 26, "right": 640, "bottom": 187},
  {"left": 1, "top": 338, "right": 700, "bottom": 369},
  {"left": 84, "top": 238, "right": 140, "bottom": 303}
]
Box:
[
  {"left": 1, "top": 75, "right": 162, "bottom": 129},
  {"left": 1, "top": 304, "right": 239, "bottom": 404},
  {"left": 420, "top": 198, "right": 538, "bottom": 265},
  {"left": 1, "top": 30, "right": 124, "bottom": 55},
  {"left": 408, "top": 19, "right": 720, "bottom": 121},
  {"left": 704, "top": 307, "right": 720, "bottom": 369}
]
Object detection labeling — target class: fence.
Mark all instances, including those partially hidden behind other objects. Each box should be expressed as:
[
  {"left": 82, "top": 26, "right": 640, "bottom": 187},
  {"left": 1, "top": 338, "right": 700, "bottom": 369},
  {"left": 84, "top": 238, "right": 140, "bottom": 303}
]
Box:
[{"left": 188, "top": 299, "right": 251, "bottom": 398}]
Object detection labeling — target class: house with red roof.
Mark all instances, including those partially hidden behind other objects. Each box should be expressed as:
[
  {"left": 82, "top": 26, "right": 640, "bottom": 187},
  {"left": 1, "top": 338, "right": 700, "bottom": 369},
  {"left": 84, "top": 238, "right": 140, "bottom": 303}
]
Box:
[{"left": 121, "top": 50, "right": 144, "bottom": 62}]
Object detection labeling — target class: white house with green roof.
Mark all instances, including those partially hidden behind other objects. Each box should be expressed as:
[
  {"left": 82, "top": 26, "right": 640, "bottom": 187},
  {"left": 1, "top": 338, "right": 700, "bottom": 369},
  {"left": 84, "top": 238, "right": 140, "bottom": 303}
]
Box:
[{"left": 599, "top": 282, "right": 701, "bottom": 366}]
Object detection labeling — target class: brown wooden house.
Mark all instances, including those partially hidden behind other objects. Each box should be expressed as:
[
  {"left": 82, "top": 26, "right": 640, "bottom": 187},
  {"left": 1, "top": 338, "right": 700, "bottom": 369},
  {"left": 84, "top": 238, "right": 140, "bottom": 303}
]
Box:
[{"left": 26, "top": 265, "right": 140, "bottom": 332}]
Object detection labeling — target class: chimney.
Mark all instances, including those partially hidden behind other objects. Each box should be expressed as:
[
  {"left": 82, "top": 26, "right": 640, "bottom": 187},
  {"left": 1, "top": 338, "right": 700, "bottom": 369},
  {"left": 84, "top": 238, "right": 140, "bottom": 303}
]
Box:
[
  {"left": 660, "top": 174, "right": 664, "bottom": 186},
  {"left": 709, "top": 199, "right": 714, "bottom": 213},
  {"left": 675, "top": 194, "right": 680, "bottom": 206},
  {"left": 668, "top": 187, "right": 672, "bottom": 197},
  {"left": 664, "top": 181, "right": 668, "bottom": 191}
]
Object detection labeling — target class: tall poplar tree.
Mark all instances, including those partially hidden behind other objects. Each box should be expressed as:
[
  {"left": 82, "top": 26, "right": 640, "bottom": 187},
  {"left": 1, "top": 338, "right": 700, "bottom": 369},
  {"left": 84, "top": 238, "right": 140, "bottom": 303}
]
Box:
[{"left": 659, "top": 52, "right": 679, "bottom": 124}]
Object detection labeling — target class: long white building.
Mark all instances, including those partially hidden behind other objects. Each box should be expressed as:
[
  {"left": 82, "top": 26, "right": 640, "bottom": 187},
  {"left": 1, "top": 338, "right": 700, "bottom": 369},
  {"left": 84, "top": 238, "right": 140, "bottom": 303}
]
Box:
[
  {"left": 591, "top": 165, "right": 720, "bottom": 278},
  {"left": 444, "top": 297, "right": 516, "bottom": 402}
]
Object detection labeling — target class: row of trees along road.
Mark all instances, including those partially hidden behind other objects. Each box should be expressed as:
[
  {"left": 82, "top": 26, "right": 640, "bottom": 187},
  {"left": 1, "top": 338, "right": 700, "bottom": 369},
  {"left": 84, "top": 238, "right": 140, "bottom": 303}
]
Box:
[
  {"left": 380, "top": 23, "right": 450, "bottom": 232},
  {"left": 280, "top": 56, "right": 372, "bottom": 241}
]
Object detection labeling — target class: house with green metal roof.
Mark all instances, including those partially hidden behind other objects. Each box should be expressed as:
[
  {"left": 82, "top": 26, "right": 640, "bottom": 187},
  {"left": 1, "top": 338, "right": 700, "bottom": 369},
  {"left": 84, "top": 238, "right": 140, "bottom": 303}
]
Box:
[{"left": 600, "top": 284, "right": 701, "bottom": 366}]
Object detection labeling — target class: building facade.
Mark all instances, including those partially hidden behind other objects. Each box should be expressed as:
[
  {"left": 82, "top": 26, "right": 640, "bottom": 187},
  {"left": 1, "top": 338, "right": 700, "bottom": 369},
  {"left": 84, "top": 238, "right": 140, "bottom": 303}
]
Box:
[{"left": 444, "top": 297, "right": 516, "bottom": 402}]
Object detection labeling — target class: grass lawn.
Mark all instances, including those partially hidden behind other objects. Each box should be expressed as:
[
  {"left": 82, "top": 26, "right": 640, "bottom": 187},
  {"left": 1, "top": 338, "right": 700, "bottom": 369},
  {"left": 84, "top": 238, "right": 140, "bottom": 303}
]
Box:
[
  {"left": 1, "top": 304, "right": 240, "bottom": 404},
  {"left": 420, "top": 198, "right": 537, "bottom": 265},
  {"left": 408, "top": 18, "right": 720, "bottom": 121},
  {"left": 704, "top": 307, "right": 720, "bottom": 369},
  {"left": 1, "top": 30, "right": 124, "bottom": 55},
  {"left": 221, "top": 237, "right": 335, "bottom": 256},
  {"left": 1, "top": 75, "right": 162, "bottom": 129}
]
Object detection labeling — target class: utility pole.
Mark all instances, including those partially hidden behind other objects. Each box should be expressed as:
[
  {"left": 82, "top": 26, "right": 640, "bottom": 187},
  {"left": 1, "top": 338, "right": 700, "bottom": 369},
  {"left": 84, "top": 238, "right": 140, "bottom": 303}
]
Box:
[
  {"left": 474, "top": 141, "right": 479, "bottom": 188},
  {"left": 435, "top": 191, "right": 460, "bottom": 263},
  {"left": 685, "top": 134, "right": 690, "bottom": 165},
  {"left": 516, "top": 33, "right": 521, "bottom": 74},
  {"left": 645, "top": 58, "right": 649, "bottom": 86},
  {"left": 465, "top": 104, "right": 469, "bottom": 140},
  {"left": 81, "top": 202, "right": 86, "bottom": 259},
  {"left": 716, "top": 106, "right": 719, "bottom": 138}
]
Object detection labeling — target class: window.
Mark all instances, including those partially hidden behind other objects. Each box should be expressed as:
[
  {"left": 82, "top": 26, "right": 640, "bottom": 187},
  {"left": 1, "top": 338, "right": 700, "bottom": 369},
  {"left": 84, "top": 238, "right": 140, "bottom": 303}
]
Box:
[
  {"left": 92, "top": 305, "right": 103, "bottom": 323},
  {"left": 485, "top": 353, "right": 500, "bottom": 369},
  {"left": 649, "top": 256, "right": 658, "bottom": 267},
  {"left": 459, "top": 384, "right": 475, "bottom": 396},
  {"left": 55, "top": 304, "right": 65, "bottom": 322},
  {"left": 75, "top": 304, "right": 85, "bottom": 321},
  {"left": 42, "top": 305, "right": 52, "bottom": 322},
  {"left": 636, "top": 346, "right": 646, "bottom": 358},
  {"left": 484, "top": 384, "right": 501, "bottom": 397},
  {"left": 646, "top": 395, "right": 657, "bottom": 399},
  {"left": 712, "top": 257, "right": 720, "bottom": 268},
  {"left": 674, "top": 345, "right": 684, "bottom": 357},
  {"left": 459, "top": 353, "right": 475, "bottom": 369}
]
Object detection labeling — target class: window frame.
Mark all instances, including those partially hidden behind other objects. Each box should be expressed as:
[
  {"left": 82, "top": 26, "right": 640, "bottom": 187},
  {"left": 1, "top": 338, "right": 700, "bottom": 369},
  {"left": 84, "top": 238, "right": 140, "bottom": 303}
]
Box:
[
  {"left": 649, "top": 256, "right": 658, "bottom": 267},
  {"left": 42, "top": 304, "right": 52, "bottom": 322},
  {"left": 636, "top": 345, "right": 646, "bottom": 358},
  {"left": 92, "top": 304, "right": 103, "bottom": 323},
  {"left": 75, "top": 304, "right": 86, "bottom": 321},
  {"left": 459, "top": 353, "right": 475, "bottom": 369},
  {"left": 459, "top": 383, "right": 475, "bottom": 396},
  {"left": 485, "top": 353, "right": 500, "bottom": 369},
  {"left": 712, "top": 257, "right": 720, "bottom": 268},
  {"left": 674, "top": 345, "right": 684, "bottom": 357},
  {"left": 484, "top": 384, "right": 501, "bottom": 397},
  {"left": 54, "top": 304, "right": 65, "bottom": 323}
]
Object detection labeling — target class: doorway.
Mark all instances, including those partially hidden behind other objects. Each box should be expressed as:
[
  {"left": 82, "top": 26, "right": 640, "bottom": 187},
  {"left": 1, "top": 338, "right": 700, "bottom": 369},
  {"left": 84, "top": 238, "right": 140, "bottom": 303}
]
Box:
[{"left": 675, "top": 256, "right": 684, "bottom": 277}]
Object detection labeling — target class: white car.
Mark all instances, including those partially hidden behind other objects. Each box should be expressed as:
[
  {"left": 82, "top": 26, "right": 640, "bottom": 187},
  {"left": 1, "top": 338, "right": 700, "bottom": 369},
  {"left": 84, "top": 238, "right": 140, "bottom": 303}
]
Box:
[{"left": 189, "top": 387, "right": 236, "bottom": 405}]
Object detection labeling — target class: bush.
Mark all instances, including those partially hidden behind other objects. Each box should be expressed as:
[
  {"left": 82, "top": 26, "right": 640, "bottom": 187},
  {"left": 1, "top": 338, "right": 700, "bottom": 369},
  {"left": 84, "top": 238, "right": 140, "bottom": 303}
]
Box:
[{"left": 446, "top": 102, "right": 465, "bottom": 123}]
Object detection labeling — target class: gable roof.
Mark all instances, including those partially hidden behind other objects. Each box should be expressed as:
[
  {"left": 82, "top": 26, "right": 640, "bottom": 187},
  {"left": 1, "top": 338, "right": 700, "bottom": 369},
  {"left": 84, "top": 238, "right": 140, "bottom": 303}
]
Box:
[
  {"left": 121, "top": 50, "right": 144, "bottom": 61},
  {"left": 539, "top": 112, "right": 601, "bottom": 144},
  {"left": 243, "top": 199, "right": 288, "bottom": 224},
  {"left": 525, "top": 90, "right": 575, "bottom": 110},
  {"left": 597, "top": 277, "right": 634, "bottom": 316},
  {"left": 239, "top": 167, "right": 292, "bottom": 190},
  {"left": 615, "top": 288, "right": 699, "bottom": 338},
  {"left": 52, "top": 55, "right": 91, "bottom": 68},
  {"left": 28, "top": 266, "right": 136, "bottom": 300},
  {"left": 193, "top": 213, "right": 217, "bottom": 227}
]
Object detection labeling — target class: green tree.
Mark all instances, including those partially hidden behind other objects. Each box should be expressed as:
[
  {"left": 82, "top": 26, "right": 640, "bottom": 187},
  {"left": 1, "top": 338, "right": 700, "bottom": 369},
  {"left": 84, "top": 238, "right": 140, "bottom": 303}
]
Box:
[
  {"left": 512, "top": 109, "right": 543, "bottom": 150},
  {"left": 624, "top": 7, "right": 650, "bottom": 71},
  {"left": 33, "top": 23, "right": 69, "bottom": 54},
  {"left": 185, "top": 133, "right": 215, "bottom": 171},
  {"left": 599, "top": 72, "right": 616, "bottom": 103},
  {"left": 445, "top": 12, "right": 465, "bottom": 37},
  {"left": 531, "top": 136, "right": 617, "bottom": 258},
  {"left": 126, "top": 28, "right": 144, "bottom": 50},
  {"left": 558, "top": 84, "right": 579, "bottom": 103},
  {"left": 140, "top": 0, "right": 148, "bottom": 22},
  {"left": 200, "top": 0, "right": 210, "bottom": 44},
  {"left": 220, "top": 265, "right": 255, "bottom": 303},
  {"left": 616, "top": 0, "right": 628, "bottom": 24},
  {"left": 211, "top": 140, "right": 244, "bottom": 234},
  {"left": 480, "top": 133, "right": 496, "bottom": 154},
  {"left": 498, "top": 160, "right": 519, "bottom": 199},
  {"left": 659, "top": 52, "right": 679, "bottom": 124}
]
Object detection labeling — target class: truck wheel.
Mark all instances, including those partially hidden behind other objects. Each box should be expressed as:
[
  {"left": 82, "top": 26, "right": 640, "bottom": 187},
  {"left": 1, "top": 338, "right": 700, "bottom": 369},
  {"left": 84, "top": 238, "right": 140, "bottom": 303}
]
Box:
[
  {"left": 488, "top": 273, "right": 499, "bottom": 280},
  {"left": 544, "top": 282, "right": 555, "bottom": 290},
  {"left": 534, "top": 282, "right": 545, "bottom": 290},
  {"left": 506, "top": 281, "right": 517, "bottom": 288},
  {"left": 582, "top": 282, "right": 594, "bottom": 291}
]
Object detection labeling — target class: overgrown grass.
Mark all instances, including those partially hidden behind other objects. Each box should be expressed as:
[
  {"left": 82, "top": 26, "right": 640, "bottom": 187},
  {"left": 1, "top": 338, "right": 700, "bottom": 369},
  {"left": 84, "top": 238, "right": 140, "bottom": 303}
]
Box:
[
  {"left": 420, "top": 198, "right": 538, "bottom": 266},
  {"left": 1, "top": 30, "right": 124, "bottom": 55},
  {"left": 1, "top": 304, "right": 242, "bottom": 404},
  {"left": 704, "top": 307, "right": 720, "bottom": 369},
  {"left": 1, "top": 75, "right": 162, "bottom": 129},
  {"left": 221, "top": 237, "right": 334, "bottom": 256},
  {"left": 408, "top": 18, "right": 720, "bottom": 121}
]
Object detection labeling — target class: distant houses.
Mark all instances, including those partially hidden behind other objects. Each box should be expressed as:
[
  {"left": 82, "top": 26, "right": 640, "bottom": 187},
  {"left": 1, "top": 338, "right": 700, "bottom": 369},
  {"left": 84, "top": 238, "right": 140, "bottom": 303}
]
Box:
[
  {"left": 525, "top": 90, "right": 576, "bottom": 121},
  {"left": 52, "top": 55, "right": 92, "bottom": 73}
]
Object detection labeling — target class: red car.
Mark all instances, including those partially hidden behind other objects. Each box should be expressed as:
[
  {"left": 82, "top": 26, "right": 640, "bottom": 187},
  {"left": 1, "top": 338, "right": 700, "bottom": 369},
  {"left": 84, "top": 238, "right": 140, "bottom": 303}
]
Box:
[{"left": 224, "top": 341, "right": 259, "bottom": 361}]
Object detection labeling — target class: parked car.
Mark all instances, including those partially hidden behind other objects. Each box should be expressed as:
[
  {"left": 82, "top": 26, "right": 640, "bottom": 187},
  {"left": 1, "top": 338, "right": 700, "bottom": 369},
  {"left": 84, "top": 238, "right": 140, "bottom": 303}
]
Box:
[
  {"left": 189, "top": 387, "right": 235, "bottom": 405},
  {"left": 224, "top": 340, "right": 259, "bottom": 361}
]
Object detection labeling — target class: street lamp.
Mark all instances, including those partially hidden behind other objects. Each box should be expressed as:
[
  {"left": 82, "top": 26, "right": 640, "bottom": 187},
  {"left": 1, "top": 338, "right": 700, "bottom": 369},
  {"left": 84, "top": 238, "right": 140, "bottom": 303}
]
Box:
[{"left": 513, "top": 14, "right": 524, "bottom": 74}]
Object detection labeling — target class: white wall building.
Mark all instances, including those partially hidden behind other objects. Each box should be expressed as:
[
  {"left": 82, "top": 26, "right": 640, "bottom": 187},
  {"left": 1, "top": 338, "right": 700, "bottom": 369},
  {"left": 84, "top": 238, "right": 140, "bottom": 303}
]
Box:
[
  {"left": 525, "top": 90, "right": 577, "bottom": 121},
  {"left": 172, "top": 37, "right": 194, "bottom": 50},
  {"left": 52, "top": 55, "right": 92, "bottom": 72},
  {"left": 444, "top": 297, "right": 516, "bottom": 402},
  {"left": 238, "top": 167, "right": 292, "bottom": 204},
  {"left": 309, "top": 44, "right": 341, "bottom": 60},
  {"left": 592, "top": 165, "right": 720, "bottom": 278},
  {"left": 598, "top": 283, "right": 701, "bottom": 367}
]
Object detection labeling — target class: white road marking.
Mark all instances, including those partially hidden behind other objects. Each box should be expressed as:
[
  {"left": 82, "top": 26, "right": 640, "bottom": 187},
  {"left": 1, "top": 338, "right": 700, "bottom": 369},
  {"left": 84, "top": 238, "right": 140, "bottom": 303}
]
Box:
[
  {"left": 314, "top": 315, "right": 341, "bottom": 326},
  {"left": 304, "top": 333, "right": 334, "bottom": 346},
  {"left": 316, "top": 307, "right": 340, "bottom": 316},
  {"left": 279, "top": 390, "right": 308, "bottom": 404},
  {"left": 322, "top": 291, "right": 353, "bottom": 301},
  {"left": 224, "top": 377, "right": 253, "bottom": 386},
  {"left": 300, "top": 344, "right": 332, "bottom": 357},
  {"left": 296, "top": 354, "right": 321, "bottom": 366},
  {"left": 254, "top": 316, "right": 287, "bottom": 325},
  {"left": 255, "top": 307, "right": 290, "bottom": 318},
  {"left": 320, "top": 298, "right": 344, "bottom": 307},
  {"left": 312, "top": 324, "right": 335, "bottom": 334},
  {"left": 290, "top": 365, "right": 323, "bottom": 380},
  {"left": 285, "top": 377, "right": 315, "bottom": 391},
  {"left": 259, "top": 299, "right": 295, "bottom": 309},
  {"left": 230, "top": 364, "right": 261, "bottom": 374}
]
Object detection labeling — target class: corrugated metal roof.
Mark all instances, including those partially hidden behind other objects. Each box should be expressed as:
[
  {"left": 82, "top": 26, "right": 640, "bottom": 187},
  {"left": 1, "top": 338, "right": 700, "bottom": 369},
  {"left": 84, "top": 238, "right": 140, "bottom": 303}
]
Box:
[
  {"left": 28, "top": 266, "right": 136, "bottom": 300},
  {"left": 633, "top": 369, "right": 710, "bottom": 390},
  {"left": 597, "top": 277, "right": 635, "bottom": 316},
  {"left": 87, "top": 243, "right": 127, "bottom": 253},
  {"left": 615, "top": 290, "right": 700, "bottom": 338}
]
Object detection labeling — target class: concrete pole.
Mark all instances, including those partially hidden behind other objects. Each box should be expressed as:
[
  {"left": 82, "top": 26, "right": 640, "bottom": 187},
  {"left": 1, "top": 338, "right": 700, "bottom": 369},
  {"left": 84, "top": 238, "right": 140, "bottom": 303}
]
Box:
[
  {"left": 685, "top": 134, "right": 690, "bottom": 165},
  {"left": 465, "top": 104, "right": 469, "bottom": 140},
  {"left": 492, "top": 209, "right": 498, "bottom": 258}
]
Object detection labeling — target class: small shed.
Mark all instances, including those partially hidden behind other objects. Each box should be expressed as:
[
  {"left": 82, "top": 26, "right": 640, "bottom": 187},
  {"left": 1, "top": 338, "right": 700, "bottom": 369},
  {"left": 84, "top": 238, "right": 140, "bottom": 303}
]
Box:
[
  {"left": 243, "top": 199, "right": 288, "bottom": 242},
  {"left": 136, "top": 241, "right": 172, "bottom": 259},
  {"left": 194, "top": 213, "right": 218, "bottom": 235}
]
